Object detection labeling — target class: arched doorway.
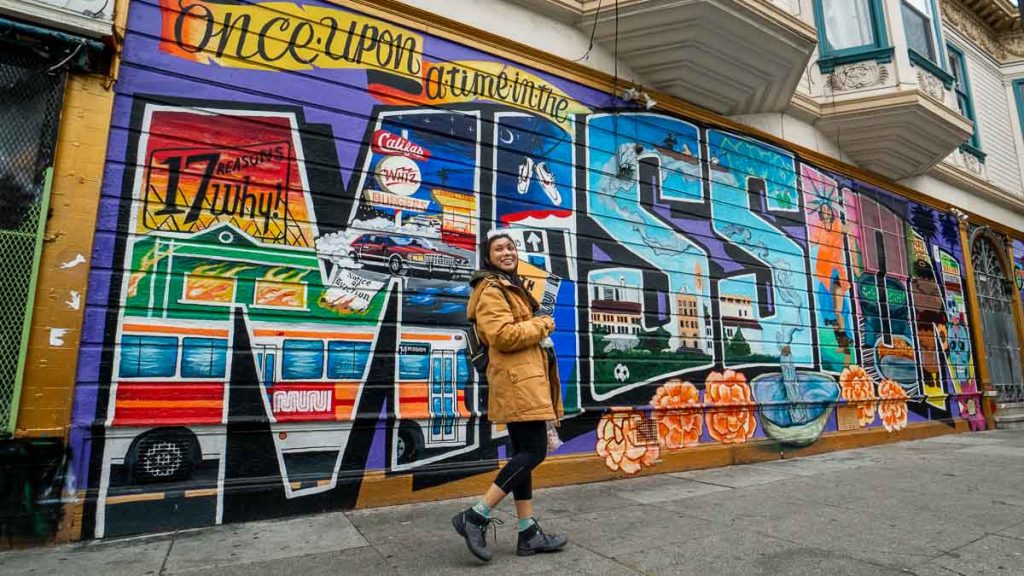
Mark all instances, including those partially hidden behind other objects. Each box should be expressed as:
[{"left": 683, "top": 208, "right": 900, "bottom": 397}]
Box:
[{"left": 971, "top": 233, "right": 1023, "bottom": 402}]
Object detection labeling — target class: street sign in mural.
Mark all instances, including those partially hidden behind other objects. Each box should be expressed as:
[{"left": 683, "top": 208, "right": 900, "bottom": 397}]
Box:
[{"left": 71, "top": 0, "right": 984, "bottom": 538}]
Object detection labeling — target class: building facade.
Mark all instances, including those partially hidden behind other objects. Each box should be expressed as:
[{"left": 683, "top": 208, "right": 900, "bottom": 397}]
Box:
[{"left": 4, "top": 0, "right": 1024, "bottom": 541}]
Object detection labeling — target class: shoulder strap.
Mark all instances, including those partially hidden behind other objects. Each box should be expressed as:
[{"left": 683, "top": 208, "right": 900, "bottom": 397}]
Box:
[{"left": 483, "top": 279, "right": 513, "bottom": 309}]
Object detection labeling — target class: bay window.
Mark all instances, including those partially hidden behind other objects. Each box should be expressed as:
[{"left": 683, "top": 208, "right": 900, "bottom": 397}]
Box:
[{"left": 812, "top": 0, "right": 892, "bottom": 73}]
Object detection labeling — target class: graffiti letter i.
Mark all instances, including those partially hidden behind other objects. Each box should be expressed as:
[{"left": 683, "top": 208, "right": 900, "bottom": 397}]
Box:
[
  {"left": 257, "top": 181, "right": 277, "bottom": 234},
  {"left": 874, "top": 229, "right": 893, "bottom": 347}
]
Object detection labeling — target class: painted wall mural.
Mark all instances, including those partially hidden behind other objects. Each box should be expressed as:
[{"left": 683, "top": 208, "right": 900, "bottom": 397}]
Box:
[{"left": 71, "top": 0, "right": 986, "bottom": 538}]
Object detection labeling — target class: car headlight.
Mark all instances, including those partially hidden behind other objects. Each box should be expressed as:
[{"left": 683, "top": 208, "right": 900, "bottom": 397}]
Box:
[{"left": 409, "top": 254, "right": 425, "bottom": 262}]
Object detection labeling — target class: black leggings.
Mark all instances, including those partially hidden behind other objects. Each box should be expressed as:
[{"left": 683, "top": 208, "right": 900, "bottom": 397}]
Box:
[{"left": 493, "top": 420, "right": 547, "bottom": 501}]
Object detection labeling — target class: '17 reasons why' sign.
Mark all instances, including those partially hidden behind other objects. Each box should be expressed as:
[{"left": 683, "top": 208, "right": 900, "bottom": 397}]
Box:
[{"left": 139, "top": 107, "right": 315, "bottom": 247}]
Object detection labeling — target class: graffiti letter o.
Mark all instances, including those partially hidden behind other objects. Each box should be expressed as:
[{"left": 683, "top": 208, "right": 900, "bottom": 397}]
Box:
[{"left": 174, "top": 0, "right": 215, "bottom": 54}]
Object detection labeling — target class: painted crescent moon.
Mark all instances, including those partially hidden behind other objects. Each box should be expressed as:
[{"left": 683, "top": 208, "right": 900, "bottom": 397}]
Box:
[{"left": 499, "top": 128, "right": 515, "bottom": 145}]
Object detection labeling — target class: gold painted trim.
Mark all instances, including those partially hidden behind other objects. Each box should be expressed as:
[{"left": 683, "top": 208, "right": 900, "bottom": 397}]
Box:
[
  {"left": 184, "top": 488, "right": 220, "bottom": 498},
  {"left": 959, "top": 220, "right": 997, "bottom": 430},
  {"left": 105, "top": 492, "right": 166, "bottom": 505},
  {"left": 107, "top": 0, "right": 132, "bottom": 85},
  {"left": 332, "top": 0, "right": 1024, "bottom": 238}
]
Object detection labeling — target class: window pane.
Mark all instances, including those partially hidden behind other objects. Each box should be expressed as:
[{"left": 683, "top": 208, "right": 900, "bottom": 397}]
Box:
[
  {"left": 902, "top": 2, "right": 935, "bottom": 60},
  {"left": 399, "top": 350, "right": 430, "bottom": 379},
  {"left": 456, "top": 351, "right": 469, "bottom": 383},
  {"left": 948, "top": 52, "right": 961, "bottom": 84},
  {"left": 181, "top": 337, "right": 228, "bottom": 378},
  {"left": 120, "top": 335, "right": 178, "bottom": 378},
  {"left": 432, "top": 358, "right": 442, "bottom": 394},
  {"left": 327, "top": 341, "right": 371, "bottom": 379},
  {"left": 904, "top": 0, "right": 930, "bottom": 14},
  {"left": 822, "top": 0, "right": 876, "bottom": 51},
  {"left": 119, "top": 336, "right": 143, "bottom": 378},
  {"left": 282, "top": 340, "right": 324, "bottom": 380},
  {"left": 956, "top": 93, "right": 969, "bottom": 117}
]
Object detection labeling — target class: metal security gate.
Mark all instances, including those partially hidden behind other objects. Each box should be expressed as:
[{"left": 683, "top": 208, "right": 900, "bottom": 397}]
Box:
[
  {"left": 972, "top": 235, "right": 1024, "bottom": 402},
  {"left": 0, "top": 47, "right": 67, "bottom": 433}
]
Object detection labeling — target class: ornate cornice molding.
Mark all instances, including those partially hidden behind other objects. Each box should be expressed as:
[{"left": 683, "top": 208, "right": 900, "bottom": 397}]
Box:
[{"left": 940, "top": 0, "right": 1024, "bottom": 62}]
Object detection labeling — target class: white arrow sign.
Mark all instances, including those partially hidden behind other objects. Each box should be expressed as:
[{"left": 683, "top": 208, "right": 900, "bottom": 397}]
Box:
[{"left": 526, "top": 231, "right": 543, "bottom": 252}]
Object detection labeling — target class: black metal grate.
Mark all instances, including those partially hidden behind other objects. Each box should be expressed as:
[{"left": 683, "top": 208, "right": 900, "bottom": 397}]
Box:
[
  {"left": 0, "top": 45, "right": 67, "bottom": 432},
  {"left": 630, "top": 412, "right": 660, "bottom": 447}
]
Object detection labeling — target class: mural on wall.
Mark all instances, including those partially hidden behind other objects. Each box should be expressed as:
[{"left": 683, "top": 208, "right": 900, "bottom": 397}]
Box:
[{"left": 70, "top": 0, "right": 987, "bottom": 539}]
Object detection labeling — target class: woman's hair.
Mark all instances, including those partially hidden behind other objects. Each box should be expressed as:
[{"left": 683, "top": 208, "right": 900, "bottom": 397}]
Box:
[
  {"left": 478, "top": 228, "right": 539, "bottom": 311},
  {"left": 479, "top": 228, "right": 515, "bottom": 271}
]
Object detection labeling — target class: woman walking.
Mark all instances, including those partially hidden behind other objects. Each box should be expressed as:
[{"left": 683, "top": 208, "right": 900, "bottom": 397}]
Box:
[{"left": 452, "top": 229, "right": 567, "bottom": 561}]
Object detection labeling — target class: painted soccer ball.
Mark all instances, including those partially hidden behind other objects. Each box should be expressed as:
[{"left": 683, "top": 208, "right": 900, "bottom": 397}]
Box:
[{"left": 614, "top": 363, "right": 630, "bottom": 383}]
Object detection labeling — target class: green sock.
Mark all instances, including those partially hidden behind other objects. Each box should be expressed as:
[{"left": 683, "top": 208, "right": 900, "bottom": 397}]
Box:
[
  {"left": 518, "top": 517, "right": 536, "bottom": 532},
  {"left": 472, "top": 501, "right": 492, "bottom": 518}
]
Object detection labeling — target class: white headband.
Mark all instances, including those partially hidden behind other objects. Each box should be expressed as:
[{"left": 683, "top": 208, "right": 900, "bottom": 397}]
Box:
[{"left": 486, "top": 228, "right": 514, "bottom": 240}]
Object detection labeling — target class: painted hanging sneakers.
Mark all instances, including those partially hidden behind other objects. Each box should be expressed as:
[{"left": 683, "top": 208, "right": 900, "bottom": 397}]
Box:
[
  {"left": 534, "top": 161, "right": 562, "bottom": 204},
  {"left": 452, "top": 508, "right": 501, "bottom": 562},
  {"left": 517, "top": 156, "right": 534, "bottom": 195},
  {"left": 516, "top": 520, "right": 567, "bottom": 556}
]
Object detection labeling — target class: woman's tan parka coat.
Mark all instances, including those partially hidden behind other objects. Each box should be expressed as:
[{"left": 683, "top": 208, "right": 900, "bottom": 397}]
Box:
[{"left": 467, "top": 271, "right": 563, "bottom": 424}]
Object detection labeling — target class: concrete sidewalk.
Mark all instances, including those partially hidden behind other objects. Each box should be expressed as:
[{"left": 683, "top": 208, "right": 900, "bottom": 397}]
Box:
[{"left": 4, "top": 430, "right": 1024, "bottom": 575}]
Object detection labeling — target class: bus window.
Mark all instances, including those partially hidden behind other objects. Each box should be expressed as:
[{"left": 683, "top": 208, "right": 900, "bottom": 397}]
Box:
[
  {"left": 399, "top": 349, "right": 430, "bottom": 380},
  {"left": 443, "top": 357, "right": 454, "bottom": 394},
  {"left": 432, "top": 357, "right": 443, "bottom": 395},
  {"left": 281, "top": 340, "right": 324, "bottom": 380},
  {"left": 456, "top": 351, "right": 469, "bottom": 385},
  {"left": 181, "top": 337, "right": 228, "bottom": 378},
  {"left": 119, "top": 335, "right": 178, "bottom": 378},
  {"left": 326, "top": 341, "right": 371, "bottom": 379}
]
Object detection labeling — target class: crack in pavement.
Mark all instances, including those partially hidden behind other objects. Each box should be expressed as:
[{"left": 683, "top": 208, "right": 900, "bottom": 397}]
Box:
[{"left": 157, "top": 530, "right": 177, "bottom": 576}]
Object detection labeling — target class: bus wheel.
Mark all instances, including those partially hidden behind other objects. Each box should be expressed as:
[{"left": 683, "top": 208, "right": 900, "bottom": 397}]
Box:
[
  {"left": 396, "top": 423, "right": 422, "bottom": 465},
  {"left": 127, "top": 428, "right": 200, "bottom": 484}
]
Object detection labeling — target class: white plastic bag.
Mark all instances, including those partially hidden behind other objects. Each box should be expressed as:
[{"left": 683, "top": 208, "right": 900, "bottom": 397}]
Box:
[{"left": 546, "top": 421, "right": 563, "bottom": 453}]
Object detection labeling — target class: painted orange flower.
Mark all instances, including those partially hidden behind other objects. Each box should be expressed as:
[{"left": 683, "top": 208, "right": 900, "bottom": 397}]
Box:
[
  {"left": 596, "top": 409, "right": 660, "bottom": 475},
  {"left": 878, "top": 379, "right": 909, "bottom": 432},
  {"left": 704, "top": 370, "right": 756, "bottom": 444},
  {"left": 650, "top": 379, "right": 703, "bottom": 449},
  {"left": 839, "top": 365, "right": 877, "bottom": 426}
]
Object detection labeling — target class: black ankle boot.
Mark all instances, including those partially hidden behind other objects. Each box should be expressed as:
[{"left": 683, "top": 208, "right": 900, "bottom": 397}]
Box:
[
  {"left": 452, "top": 508, "right": 500, "bottom": 561},
  {"left": 517, "top": 520, "right": 567, "bottom": 556}
]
